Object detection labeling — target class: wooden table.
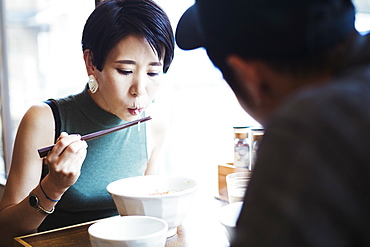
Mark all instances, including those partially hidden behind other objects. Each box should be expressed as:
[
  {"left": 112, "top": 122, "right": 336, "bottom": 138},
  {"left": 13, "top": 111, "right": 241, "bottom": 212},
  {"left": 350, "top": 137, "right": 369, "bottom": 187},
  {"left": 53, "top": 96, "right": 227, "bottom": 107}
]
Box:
[
  {"left": 14, "top": 187, "right": 230, "bottom": 247},
  {"left": 14, "top": 221, "right": 188, "bottom": 247}
]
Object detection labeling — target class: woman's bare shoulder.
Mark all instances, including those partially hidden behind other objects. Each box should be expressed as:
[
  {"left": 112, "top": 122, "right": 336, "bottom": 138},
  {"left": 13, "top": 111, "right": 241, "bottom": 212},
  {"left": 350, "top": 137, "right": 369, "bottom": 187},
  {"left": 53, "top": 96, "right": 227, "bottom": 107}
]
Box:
[
  {"left": 17, "top": 102, "right": 56, "bottom": 152},
  {"left": 0, "top": 103, "right": 55, "bottom": 207}
]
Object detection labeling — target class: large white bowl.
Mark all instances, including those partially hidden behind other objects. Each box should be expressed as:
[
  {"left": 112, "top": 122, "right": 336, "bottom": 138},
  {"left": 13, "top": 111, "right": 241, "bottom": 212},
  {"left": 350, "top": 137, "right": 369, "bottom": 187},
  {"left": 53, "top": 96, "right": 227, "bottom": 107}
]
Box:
[
  {"left": 88, "top": 216, "right": 168, "bottom": 247},
  {"left": 218, "top": 202, "right": 243, "bottom": 243},
  {"left": 107, "top": 175, "right": 197, "bottom": 237}
]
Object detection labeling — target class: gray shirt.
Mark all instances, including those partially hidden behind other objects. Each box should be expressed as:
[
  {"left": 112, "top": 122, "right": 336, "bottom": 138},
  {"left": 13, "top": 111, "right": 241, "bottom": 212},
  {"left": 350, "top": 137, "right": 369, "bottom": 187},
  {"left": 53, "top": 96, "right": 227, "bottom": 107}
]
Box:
[{"left": 233, "top": 34, "right": 370, "bottom": 246}]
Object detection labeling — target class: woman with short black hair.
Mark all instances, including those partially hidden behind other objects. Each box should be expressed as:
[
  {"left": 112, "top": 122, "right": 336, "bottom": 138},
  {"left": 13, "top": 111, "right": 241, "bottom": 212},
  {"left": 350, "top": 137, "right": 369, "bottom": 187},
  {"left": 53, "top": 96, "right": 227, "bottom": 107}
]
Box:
[{"left": 0, "top": 1, "right": 174, "bottom": 245}]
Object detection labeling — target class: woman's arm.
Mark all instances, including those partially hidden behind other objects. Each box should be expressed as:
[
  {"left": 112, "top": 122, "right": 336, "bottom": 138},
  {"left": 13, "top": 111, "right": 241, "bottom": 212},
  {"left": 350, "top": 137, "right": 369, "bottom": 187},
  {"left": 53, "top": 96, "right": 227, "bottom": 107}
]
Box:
[{"left": 0, "top": 103, "right": 87, "bottom": 246}]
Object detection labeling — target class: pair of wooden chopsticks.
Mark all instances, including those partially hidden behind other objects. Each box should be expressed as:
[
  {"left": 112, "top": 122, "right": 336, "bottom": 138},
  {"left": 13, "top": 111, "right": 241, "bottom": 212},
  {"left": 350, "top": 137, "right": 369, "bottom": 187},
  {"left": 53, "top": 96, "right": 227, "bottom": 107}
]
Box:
[{"left": 38, "top": 116, "right": 152, "bottom": 158}]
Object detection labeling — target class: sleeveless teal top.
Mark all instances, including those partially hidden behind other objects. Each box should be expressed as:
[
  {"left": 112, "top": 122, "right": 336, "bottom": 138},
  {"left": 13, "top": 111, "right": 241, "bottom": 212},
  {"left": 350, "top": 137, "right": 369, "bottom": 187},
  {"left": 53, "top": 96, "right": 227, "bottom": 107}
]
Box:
[{"left": 39, "top": 85, "right": 148, "bottom": 231}]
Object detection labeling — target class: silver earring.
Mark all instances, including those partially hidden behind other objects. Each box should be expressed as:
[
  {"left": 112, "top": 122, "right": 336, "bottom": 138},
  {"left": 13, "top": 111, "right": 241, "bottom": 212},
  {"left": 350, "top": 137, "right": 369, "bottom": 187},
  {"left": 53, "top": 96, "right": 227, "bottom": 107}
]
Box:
[{"left": 88, "top": 75, "right": 99, "bottom": 93}]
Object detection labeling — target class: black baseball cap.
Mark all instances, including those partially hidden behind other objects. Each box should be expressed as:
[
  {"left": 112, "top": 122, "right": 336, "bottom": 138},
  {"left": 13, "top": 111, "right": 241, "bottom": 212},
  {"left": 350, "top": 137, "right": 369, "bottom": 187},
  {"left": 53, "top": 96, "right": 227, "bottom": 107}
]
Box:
[{"left": 175, "top": 0, "right": 356, "bottom": 60}]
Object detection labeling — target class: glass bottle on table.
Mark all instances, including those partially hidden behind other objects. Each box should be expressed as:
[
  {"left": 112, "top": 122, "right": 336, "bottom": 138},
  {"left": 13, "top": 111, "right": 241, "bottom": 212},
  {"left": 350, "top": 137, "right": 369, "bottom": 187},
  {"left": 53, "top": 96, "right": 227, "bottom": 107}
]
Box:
[
  {"left": 250, "top": 128, "right": 264, "bottom": 170},
  {"left": 233, "top": 127, "right": 250, "bottom": 168}
]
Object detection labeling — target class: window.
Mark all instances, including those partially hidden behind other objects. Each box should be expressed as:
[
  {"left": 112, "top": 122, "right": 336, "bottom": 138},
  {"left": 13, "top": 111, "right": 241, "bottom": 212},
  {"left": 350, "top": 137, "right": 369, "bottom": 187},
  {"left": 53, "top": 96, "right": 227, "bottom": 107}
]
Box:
[
  {"left": 354, "top": 0, "right": 370, "bottom": 34},
  {"left": 0, "top": 0, "right": 95, "bottom": 181}
]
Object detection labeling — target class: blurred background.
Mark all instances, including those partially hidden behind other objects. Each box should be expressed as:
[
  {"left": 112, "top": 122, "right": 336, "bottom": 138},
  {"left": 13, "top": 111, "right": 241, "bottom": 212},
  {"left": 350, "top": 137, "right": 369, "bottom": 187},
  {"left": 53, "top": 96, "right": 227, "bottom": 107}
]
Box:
[{"left": 0, "top": 0, "right": 370, "bottom": 197}]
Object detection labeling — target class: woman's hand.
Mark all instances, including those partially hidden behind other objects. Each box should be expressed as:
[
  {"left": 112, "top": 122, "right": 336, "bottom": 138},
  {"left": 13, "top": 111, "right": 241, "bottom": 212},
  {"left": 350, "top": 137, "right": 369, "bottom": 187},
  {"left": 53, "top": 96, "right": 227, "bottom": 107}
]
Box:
[{"left": 44, "top": 132, "right": 88, "bottom": 191}]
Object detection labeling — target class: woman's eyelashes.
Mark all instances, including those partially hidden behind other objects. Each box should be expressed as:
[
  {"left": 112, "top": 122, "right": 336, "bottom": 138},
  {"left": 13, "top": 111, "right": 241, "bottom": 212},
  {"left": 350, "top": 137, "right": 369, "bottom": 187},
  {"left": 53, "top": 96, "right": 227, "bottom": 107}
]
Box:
[
  {"left": 117, "top": 69, "right": 132, "bottom": 75},
  {"left": 116, "top": 68, "right": 160, "bottom": 77},
  {"left": 147, "top": 72, "right": 160, "bottom": 77}
]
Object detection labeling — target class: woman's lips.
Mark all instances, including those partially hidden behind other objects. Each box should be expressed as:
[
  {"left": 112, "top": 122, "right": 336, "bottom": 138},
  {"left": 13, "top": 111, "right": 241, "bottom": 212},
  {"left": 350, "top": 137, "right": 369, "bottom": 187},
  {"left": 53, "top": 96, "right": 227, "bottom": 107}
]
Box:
[{"left": 128, "top": 108, "right": 143, "bottom": 116}]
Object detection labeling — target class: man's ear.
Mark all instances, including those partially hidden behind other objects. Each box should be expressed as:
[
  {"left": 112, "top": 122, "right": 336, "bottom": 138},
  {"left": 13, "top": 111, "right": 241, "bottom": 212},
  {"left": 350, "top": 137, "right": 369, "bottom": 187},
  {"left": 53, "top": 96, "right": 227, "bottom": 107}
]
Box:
[
  {"left": 83, "top": 49, "right": 96, "bottom": 75},
  {"left": 227, "top": 55, "right": 264, "bottom": 107}
]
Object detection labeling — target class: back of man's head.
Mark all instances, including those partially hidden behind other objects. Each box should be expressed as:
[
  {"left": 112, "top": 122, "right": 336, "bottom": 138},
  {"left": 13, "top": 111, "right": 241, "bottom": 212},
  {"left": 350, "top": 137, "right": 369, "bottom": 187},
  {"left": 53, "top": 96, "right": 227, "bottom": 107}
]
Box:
[{"left": 176, "top": 0, "right": 356, "bottom": 61}]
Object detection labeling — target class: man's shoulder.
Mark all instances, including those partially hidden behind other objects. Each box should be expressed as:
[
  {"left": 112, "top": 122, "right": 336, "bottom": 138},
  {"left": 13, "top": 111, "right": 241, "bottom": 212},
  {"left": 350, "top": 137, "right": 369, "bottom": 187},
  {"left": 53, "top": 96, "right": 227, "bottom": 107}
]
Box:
[
  {"left": 278, "top": 73, "right": 370, "bottom": 123},
  {"left": 266, "top": 74, "right": 370, "bottom": 160}
]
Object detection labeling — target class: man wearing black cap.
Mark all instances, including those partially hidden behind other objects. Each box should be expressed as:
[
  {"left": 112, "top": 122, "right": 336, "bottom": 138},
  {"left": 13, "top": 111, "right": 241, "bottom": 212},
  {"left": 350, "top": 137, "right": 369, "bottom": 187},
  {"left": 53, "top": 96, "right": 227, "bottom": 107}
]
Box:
[{"left": 176, "top": 0, "right": 370, "bottom": 246}]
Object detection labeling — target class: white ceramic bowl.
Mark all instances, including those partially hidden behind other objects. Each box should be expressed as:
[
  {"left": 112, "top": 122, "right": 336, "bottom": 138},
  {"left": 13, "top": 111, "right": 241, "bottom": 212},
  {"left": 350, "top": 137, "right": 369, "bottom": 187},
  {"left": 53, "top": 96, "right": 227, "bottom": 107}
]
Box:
[
  {"left": 107, "top": 175, "right": 197, "bottom": 237},
  {"left": 88, "top": 216, "right": 168, "bottom": 247},
  {"left": 218, "top": 202, "right": 243, "bottom": 243}
]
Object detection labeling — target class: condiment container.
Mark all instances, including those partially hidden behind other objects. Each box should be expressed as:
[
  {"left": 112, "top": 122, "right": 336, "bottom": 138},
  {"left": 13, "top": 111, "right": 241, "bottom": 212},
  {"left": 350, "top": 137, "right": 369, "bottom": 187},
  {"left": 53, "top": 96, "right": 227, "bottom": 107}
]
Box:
[{"left": 233, "top": 127, "right": 250, "bottom": 168}]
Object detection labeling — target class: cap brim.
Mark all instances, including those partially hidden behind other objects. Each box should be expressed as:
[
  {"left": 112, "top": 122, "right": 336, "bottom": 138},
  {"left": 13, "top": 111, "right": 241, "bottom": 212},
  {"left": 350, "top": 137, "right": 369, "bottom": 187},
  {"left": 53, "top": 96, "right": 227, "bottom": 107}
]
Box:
[{"left": 175, "top": 4, "right": 205, "bottom": 50}]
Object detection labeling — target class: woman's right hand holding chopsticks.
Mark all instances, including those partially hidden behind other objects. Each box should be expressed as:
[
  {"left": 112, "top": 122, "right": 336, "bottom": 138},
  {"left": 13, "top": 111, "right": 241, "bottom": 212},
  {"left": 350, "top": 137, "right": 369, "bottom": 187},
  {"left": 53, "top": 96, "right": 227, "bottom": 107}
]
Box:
[{"left": 43, "top": 132, "right": 88, "bottom": 194}]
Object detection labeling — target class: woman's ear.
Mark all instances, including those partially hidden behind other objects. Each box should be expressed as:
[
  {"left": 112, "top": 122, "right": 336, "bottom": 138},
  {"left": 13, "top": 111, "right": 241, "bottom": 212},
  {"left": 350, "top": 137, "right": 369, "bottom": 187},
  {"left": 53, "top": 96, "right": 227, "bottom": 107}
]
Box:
[
  {"left": 83, "top": 49, "right": 96, "bottom": 75},
  {"left": 227, "top": 55, "right": 264, "bottom": 107}
]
